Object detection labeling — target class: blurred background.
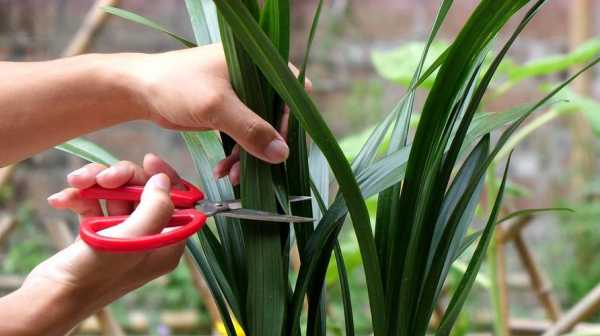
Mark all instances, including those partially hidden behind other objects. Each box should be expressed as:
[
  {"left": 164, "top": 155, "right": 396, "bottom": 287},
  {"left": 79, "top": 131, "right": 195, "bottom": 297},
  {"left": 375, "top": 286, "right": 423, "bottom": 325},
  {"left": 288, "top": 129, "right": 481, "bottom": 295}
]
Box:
[{"left": 1, "top": 0, "right": 599, "bottom": 335}]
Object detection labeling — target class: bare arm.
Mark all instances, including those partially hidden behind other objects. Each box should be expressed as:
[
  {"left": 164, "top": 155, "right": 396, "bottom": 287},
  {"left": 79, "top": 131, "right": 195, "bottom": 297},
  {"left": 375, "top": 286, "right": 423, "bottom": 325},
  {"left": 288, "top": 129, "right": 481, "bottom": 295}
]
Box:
[
  {"left": 0, "top": 55, "right": 142, "bottom": 165},
  {"left": 0, "top": 276, "right": 90, "bottom": 336},
  {"left": 0, "top": 44, "right": 290, "bottom": 169}
]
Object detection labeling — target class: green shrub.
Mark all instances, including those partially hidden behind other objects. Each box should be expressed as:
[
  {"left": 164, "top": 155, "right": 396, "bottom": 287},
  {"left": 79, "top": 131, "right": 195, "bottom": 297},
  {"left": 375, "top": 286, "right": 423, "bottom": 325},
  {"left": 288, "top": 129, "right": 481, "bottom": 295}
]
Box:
[{"left": 57, "top": 1, "right": 599, "bottom": 335}]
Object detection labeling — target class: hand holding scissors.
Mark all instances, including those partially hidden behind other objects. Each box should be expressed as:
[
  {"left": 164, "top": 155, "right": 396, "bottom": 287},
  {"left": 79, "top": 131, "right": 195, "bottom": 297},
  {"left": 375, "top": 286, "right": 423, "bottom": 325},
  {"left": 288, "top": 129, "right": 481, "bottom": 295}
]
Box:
[{"left": 77, "top": 179, "right": 312, "bottom": 252}]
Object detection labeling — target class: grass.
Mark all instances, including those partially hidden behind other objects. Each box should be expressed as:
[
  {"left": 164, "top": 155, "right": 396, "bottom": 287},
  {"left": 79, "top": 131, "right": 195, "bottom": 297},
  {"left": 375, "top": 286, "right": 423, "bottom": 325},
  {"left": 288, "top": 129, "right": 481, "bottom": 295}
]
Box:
[{"left": 56, "top": 1, "right": 600, "bottom": 335}]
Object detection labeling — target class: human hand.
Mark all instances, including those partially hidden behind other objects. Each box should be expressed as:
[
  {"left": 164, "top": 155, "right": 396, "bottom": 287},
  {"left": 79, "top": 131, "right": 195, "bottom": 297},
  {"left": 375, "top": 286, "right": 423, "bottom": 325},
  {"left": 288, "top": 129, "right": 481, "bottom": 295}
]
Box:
[
  {"left": 30, "top": 154, "right": 184, "bottom": 324},
  {"left": 119, "top": 44, "right": 310, "bottom": 184}
]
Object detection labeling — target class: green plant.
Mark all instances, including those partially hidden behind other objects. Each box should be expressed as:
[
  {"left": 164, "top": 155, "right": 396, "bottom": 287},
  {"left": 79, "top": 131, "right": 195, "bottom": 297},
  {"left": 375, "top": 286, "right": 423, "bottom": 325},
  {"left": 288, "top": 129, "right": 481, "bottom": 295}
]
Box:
[
  {"left": 55, "top": 1, "right": 599, "bottom": 335},
  {"left": 372, "top": 22, "right": 600, "bottom": 335}
]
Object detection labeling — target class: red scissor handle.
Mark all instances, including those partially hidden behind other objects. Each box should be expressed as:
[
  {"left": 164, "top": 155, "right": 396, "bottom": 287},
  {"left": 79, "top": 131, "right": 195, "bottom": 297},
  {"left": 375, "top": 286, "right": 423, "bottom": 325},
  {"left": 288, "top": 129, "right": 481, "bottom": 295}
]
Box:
[
  {"left": 80, "top": 209, "right": 207, "bottom": 252},
  {"left": 79, "top": 179, "right": 205, "bottom": 208}
]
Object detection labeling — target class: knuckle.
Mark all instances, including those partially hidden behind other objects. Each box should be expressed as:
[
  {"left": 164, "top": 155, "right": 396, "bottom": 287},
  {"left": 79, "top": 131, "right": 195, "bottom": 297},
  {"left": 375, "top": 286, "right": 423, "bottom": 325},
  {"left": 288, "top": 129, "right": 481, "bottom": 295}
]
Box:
[
  {"left": 202, "top": 90, "right": 225, "bottom": 114},
  {"left": 197, "top": 91, "right": 225, "bottom": 128},
  {"left": 116, "top": 161, "right": 136, "bottom": 173}
]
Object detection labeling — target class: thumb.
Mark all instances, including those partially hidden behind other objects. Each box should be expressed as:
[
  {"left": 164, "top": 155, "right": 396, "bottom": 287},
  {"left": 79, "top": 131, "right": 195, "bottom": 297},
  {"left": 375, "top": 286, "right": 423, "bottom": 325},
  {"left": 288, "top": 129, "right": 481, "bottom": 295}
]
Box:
[
  {"left": 215, "top": 95, "right": 289, "bottom": 164},
  {"left": 112, "top": 174, "right": 174, "bottom": 237}
]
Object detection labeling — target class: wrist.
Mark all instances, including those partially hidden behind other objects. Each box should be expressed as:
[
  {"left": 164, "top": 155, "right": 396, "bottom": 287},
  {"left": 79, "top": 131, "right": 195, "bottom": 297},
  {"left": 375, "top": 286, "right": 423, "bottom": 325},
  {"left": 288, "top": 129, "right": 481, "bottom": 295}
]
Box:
[
  {"left": 1, "top": 277, "right": 84, "bottom": 336},
  {"left": 85, "top": 53, "right": 151, "bottom": 122}
]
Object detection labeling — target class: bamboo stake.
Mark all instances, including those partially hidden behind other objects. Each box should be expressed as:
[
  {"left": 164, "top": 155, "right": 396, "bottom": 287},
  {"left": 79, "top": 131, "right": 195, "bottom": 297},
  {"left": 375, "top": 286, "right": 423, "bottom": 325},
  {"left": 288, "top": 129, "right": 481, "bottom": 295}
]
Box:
[
  {"left": 0, "top": 215, "right": 17, "bottom": 246},
  {"left": 513, "top": 233, "right": 562, "bottom": 321},
  {"left": 568, "top": 0, "right": 594, "bottom": 191},
  {"left": 510, "top": 318, "right": 600, "bottom": 335},
  {"left": 61, "top": 0, "right": 120, "bottom": 57},
  {"left": 498, "top": 215, "right": 532, "bottom": 244},
  {"left": 543, "top": 283, "right": 600, "bottom": 336},
  {"left": 95, "top": 309, "right": 125, "bottom": 336},
  {"left": 0, "top": 166, "right": 16, "bottom": 191}
]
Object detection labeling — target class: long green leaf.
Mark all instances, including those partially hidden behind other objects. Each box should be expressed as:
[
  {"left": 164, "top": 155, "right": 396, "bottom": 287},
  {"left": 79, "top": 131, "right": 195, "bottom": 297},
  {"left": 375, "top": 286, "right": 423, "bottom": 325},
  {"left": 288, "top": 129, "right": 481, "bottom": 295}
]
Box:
[
  {"left": 181, "top": 3, "right": 249, "bottom": 330},
  {"left": 496, "top": 207, "right": 574, "bottom": 225},
  {"left": 186, "top": 240, "right": 238, "bottom": 336},
  {"left": 213, "top": 2, "right": 387, "bottom": 334},
  {"left": 55, "top": 138, "right": 118, "bottom": 165},
  {"left": 218, "top": 2, "right": 288, "bottom": 335},
  {"left": 506, "top": 38, "right": 600, "bottom": 84},
  {"left": 182, "top": 134, "right": 247, "bottom": 321},
  {"left": 412, "top": 2, "right": 550, "bottom": 333},
  {"left": 283, "top": 1, "right": 327, "bottom": 334},
  {"left": 103, "top": 6, "right": 196, "bottom": 47},
  {"left": 387, "top": 2, "right": 529, "bottom": 333},
  {"left": 436, "top": 153, "right": 512, "bottom": 335},
  {"left": 375, "top": 0, "right": 454, "bottom": 303},
  {"left": 185, "top": 0, "right": 220, "bottom": 45},
  {"left": 309, "top": 167, "right": 355, "bottom": 336},
  {"left": 333, "top": 243, "right": 354, "bottom": 336},
  {"left": 433, "top": 52, "right": 600, "bottom": 336}
]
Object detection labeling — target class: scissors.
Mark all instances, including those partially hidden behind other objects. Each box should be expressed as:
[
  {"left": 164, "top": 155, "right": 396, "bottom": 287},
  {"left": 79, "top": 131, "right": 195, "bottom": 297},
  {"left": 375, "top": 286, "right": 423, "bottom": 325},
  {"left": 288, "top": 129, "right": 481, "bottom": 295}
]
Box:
[{"left": 77, "top": 179, "right": 312, "bottom": 252}]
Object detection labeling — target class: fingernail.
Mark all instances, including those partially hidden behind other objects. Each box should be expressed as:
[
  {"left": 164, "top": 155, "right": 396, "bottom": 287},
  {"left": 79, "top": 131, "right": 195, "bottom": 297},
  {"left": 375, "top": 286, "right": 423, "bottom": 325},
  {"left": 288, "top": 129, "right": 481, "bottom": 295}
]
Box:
[
  {"left": 213, "top": 167, "right": 222, "bottom": 180},
  {"left": 47, "top": 192, "right": 62, "bottom": 202},
  {"left": 148, "top": 174, "right": 170, "bottom": 191},
  {"left": 67, "top": 167, "right": 85, "bottom": 178},
  {"left": 97, "top": 167, "right": 116, "bottom": 179},
  {"left": 264, "top": 138, "right": 289, "bottom": 162}
]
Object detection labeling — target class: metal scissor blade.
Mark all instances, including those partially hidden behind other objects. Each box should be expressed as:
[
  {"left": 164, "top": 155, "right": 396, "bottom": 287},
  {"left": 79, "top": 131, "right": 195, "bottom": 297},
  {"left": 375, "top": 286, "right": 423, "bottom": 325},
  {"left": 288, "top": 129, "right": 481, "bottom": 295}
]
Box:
[
  {"left": 217, "top": 196, "right": 311, "bottom": 210},
  {"left": 217, "top": 209, "right": 314, "bottom": 223},
  {"left": 289, "top": 195, "right": 312, "bottom": 202}
]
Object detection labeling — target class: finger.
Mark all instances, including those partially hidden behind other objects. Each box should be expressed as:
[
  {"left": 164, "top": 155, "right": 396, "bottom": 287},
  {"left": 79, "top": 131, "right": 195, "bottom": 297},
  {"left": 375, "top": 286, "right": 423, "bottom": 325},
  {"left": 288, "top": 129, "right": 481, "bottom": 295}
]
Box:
[
  {"left": 279, "top": 107, "right": 290, "bottom": 141},
  {"left": 213, "top": 146, "right": 240, "bottom": 179},
  {"left": 67, "top": 163, "right": 107, "bottom": 189},
  {"left": 96, "top": 161, "right": 147, "bottom": 188},
  {"left": 288, "top": 63, "right": 312, "bottom": 92},
  {"left": 229, "top": 161, "right": 241, "bottom": 186},
  {"left": 108, "top": 174, "right": 174, "bottom": 237},
  {"left": 96, "top": 161, "right": 147, "bottom": 215},
  {"left": 215, "top": 94, "right": 289, "bottom": 164},
  {"left": 143, "top": 153, "right": 184, "bottom": 189},
  {"left": 47, "top": 188, "right": 103, "bottom": 217}
]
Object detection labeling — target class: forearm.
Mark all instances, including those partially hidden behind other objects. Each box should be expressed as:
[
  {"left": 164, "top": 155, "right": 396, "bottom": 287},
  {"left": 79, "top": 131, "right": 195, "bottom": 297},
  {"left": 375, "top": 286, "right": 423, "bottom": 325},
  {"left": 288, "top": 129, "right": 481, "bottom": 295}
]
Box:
[
  {"left": 0, "top": 54, "right": 146, "bottom": 166},
  {"left": 0, "top": 278, "right": 90, "bottom": 336}
]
